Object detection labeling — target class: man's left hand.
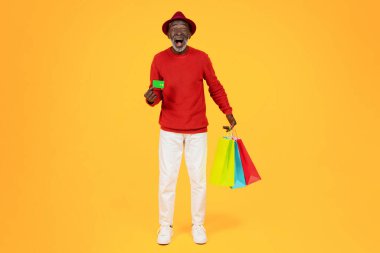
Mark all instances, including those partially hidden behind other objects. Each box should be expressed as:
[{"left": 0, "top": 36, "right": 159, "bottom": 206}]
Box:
[{"left": 223, "top": 114, "right": 237, "bottom": 132}]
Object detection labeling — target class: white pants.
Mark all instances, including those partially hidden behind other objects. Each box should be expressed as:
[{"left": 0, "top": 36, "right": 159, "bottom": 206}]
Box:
[{"left": 158, "top": 129, "right": 207, "bottom": 226}]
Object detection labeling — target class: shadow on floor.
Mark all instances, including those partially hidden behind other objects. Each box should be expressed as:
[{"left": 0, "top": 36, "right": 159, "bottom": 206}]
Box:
[{"left": 175, "top": 212, "right": 241, "bottom": 236}]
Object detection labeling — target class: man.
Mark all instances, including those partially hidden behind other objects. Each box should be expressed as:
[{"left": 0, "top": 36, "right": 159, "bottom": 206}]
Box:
[{"left": 144, "top": 11, "right": 237, "bottom": 245}]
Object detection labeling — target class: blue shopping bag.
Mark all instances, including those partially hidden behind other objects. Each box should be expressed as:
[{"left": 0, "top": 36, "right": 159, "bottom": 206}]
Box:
[{"left": 231, "top": 139, "right": 246, "bottom": 189}]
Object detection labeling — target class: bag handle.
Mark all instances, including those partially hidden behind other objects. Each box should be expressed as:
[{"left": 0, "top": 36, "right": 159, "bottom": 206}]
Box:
[
  {"left": 224, "top": 130, "right": 233, "bottom": 139},
  {"left": 224, "top": 127, "right": 239, "bottom": 140},
  {"left": 232, "top": 128, "right": 239, "bottom": 139}
]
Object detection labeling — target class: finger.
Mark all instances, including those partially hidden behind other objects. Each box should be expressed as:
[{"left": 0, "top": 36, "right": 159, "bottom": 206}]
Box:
[
  {"left": 223, "top": 126, "right": 231, "bottom": 132},
  {"left": 146, "top": 92, "right": 152, "bottom": 99},
  {"left": 145, "top": 90, "right": 154, "bottom": 98},
  {"left": 148, "top": 94, "right": 156, "bottom": 101},
  {"left": 145, "top": 87, "right": 154, "bottom": 95}
]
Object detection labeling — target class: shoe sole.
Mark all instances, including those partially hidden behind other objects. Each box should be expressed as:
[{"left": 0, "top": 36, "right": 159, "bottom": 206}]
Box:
[
  {"left": 157, "top": 239, "right": 171, "bottom": 245},
  {"left": 157, "top": 242, "right": 170, "bottom": 245},
  {"left": 194, "top": 239, "right": 207, "bottom": 245}
]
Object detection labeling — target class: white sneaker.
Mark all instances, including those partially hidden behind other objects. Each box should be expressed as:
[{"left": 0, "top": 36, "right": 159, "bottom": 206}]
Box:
[
  {"left": 157, "top": 225, "right": 173, "bottom": 245},
  {"left": 192, "top": 224, "right": 207, "bottom": 244}
]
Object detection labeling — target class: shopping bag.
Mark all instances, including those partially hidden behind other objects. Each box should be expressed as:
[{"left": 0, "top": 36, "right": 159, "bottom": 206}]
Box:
[
  {"left": 236, "top": 138, "right": 261, "bottom": 184},
  {"left": 231, "top": 138, "right": 246, "bottom": 189},
  {"left": 210, "top": 137, "right": 235, "bottom": 186}
]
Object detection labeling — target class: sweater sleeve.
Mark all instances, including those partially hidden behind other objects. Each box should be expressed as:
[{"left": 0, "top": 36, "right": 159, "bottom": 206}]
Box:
[
  {"left": 146, "top": 55, "right": 163, "bottom": 107},
  {"left": 203, "top": 54, "right": 233, "bottom": 114}
]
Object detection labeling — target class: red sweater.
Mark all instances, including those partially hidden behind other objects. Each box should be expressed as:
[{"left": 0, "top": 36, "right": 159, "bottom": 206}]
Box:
[{"left": 146, "top": 46, "right": 233, "bottom": 134}]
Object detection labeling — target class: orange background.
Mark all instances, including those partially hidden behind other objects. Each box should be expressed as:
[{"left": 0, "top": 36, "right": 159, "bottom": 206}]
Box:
[{"left": 1, "top": 0, "right": 379, "bottom": 252}]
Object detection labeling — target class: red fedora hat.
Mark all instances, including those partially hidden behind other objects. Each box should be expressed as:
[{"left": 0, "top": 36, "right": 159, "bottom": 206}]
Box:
[{"left": 162, "top": 11, "right": 196, "bottom": 35}]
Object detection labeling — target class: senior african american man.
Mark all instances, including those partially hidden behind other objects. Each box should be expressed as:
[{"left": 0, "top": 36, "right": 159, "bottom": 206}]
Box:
[{"left": 144, "top": 11, "right": 237, "bottom": 245}]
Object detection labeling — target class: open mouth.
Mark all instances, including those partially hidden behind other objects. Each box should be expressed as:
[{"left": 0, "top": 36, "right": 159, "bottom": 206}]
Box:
[{"left": 174, "top": 39, "right": 184, "bottom": 47}]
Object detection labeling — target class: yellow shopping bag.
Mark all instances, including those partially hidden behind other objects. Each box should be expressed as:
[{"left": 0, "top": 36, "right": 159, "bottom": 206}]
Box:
[{"left": 210, "top": 136, "right": 235, "bottom": 186}]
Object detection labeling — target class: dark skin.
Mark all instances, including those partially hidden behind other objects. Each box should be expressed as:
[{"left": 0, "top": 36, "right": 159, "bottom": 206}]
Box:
[
  {"left": 144, "top": 20, "right": 237, "bottom": 132},
  {"left": 166, "top": 20, "right": 191, "bottom": 55}
]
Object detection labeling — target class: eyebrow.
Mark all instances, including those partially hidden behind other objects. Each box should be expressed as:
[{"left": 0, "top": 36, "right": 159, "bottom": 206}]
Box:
[
  {"left": 169, "top": 26, "right": 188, "bottom": 29},
  {"left": 169, "top": 24, "right": 189, "bottom": 29},
  {"left": 169, "top": 22, "right": 189, "bottom": 27}
]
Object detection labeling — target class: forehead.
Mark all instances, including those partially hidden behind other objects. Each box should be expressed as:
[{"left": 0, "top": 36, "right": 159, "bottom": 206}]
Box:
[{"left": 169, "top": 20, "right": 189, "bottom": 28}]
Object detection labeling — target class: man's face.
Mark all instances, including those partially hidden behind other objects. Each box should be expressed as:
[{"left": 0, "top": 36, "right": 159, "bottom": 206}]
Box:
[{"left": 167, "top": 20, "right": 191, "bottom": 52}]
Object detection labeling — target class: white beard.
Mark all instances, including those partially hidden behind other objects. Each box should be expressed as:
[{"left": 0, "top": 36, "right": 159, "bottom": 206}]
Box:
[{"left": 170, "top": 37, "right": 189, "bottom": 53}]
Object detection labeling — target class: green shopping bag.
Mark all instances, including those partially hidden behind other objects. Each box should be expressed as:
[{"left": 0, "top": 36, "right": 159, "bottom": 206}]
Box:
[{"left": 210, "top": 136, "right": 235, "bottom": 186}]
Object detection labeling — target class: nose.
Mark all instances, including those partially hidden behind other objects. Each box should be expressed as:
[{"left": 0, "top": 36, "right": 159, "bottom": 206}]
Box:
[{"left": 174, "top": 30, "right": 184, "bottom": 36}]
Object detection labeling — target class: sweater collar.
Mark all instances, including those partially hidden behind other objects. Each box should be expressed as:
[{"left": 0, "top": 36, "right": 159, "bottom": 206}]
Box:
[{"left": 168, "top": 46, "right": 192, "bottom": 57}]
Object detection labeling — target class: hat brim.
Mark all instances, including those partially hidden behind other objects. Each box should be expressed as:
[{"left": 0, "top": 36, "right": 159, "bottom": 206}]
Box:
[{"left": 162, "top": 18, "right": 196, "bottom": 36}]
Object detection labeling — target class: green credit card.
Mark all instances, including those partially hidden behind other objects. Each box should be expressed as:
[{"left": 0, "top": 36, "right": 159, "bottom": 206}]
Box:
[{"left": 153, "top": 80, "right": 164, "bottom": 89}]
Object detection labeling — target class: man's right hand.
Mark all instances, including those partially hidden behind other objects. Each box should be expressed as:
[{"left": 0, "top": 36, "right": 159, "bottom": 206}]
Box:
[{"left": 144, "top": 87, "right": 157, "bottom": 104}]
